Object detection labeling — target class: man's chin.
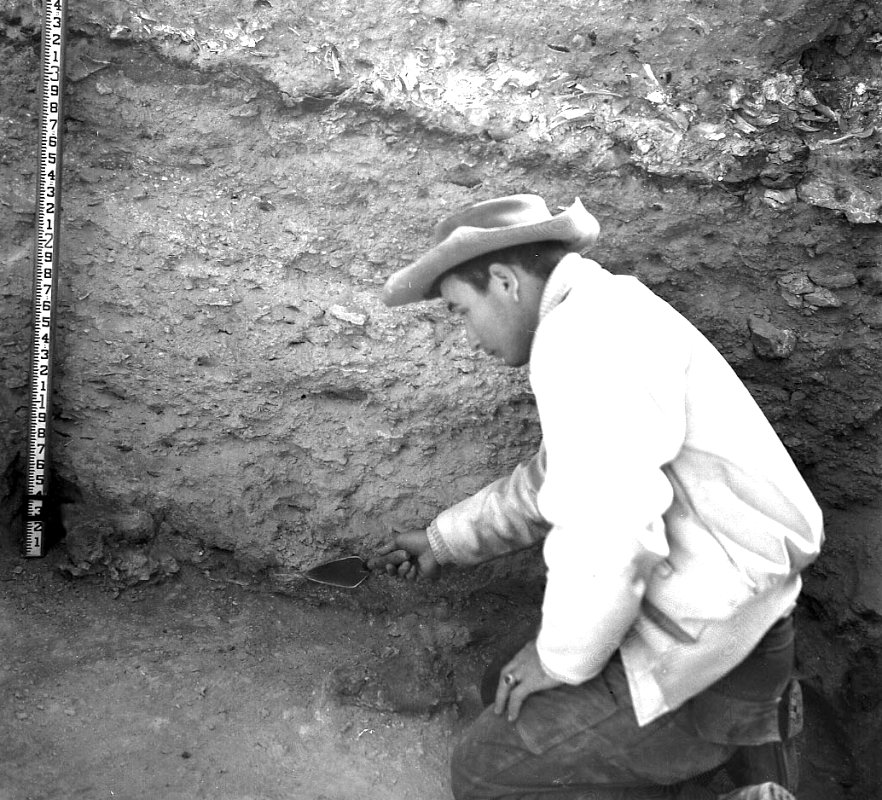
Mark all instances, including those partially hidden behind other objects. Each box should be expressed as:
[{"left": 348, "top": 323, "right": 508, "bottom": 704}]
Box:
[{"left": 484, "top": 349, "right": 526, "bottom": 368}]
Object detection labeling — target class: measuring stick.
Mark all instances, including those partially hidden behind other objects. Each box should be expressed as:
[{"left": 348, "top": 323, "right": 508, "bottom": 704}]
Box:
[{"left": 25, "top": 0, "right": 68, "bottom": 557}]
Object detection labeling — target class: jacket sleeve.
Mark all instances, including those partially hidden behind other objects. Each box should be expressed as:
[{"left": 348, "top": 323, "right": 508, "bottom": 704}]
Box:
[{"left": 427, "top": 445, "right": 552, "bottom": 566}]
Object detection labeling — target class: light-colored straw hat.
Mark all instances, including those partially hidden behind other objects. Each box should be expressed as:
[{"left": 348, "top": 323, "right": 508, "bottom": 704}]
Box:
[{"left": 382, "top": 194, "right": 599, "bottom": 307}]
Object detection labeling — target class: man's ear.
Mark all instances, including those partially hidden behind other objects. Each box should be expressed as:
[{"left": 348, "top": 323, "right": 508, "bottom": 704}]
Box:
[{"left": 488, "top": 262, "right": 521, "bottom": 301}]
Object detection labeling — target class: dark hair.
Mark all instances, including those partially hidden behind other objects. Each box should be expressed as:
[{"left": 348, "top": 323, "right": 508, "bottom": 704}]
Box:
[{"left": 429, "top": 240, "right": 573, "bottom": 297}]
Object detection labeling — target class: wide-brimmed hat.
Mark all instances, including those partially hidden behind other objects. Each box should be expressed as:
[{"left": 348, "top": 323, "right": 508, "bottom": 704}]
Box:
[{"left": 382, "top": 194, "right": 600, "bottom": 306}]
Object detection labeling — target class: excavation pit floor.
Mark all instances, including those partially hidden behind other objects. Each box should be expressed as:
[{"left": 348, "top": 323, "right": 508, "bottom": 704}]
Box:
[{"left": 1, "top": 543, "right": 466, "bottom": 800}]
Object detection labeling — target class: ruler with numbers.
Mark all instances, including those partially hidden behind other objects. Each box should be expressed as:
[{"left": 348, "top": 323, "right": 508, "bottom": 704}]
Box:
[{"left": 25, "top": 0, "right": 68, "bottom": 557}]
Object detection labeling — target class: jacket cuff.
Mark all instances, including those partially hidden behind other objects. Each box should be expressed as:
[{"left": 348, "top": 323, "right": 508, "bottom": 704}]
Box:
[
  {"left": 538, "top": 654, "right": 583, "bottom": 685},
  {"left": 426, "top": 519, "right": 457, "bottom": 565}
]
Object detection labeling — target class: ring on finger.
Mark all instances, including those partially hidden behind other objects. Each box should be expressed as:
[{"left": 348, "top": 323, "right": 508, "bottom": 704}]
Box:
[{"left": 503, "top": 673, "right": 519, "bottom": 687}]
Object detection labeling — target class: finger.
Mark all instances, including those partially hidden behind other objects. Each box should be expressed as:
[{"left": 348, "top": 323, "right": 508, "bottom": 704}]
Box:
[
  {"left": 386, "top": 560, "right": 411, "bottom": 577},
  {"left": 369, "top": 550, "right": 409, "bottom": 570},
  {"left": 493, "top": 670, "right": 514, "bottom": 716},
  {"left": 367, "top": 547, "right": 401, "bottom": 569},
  {"left": 382, "top": 549, "right": 413, "bottom": 567},
  {"left": 506, "top": 686, "right": 526, "bottom": 722},
  {"left": 393, "top": 531, "right": 426, "bottom": 550}
]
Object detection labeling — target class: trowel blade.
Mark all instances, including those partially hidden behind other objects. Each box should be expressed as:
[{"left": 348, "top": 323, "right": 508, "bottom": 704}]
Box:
[{"left": 303, "top": 555, "right": 371, "bottom": 589}]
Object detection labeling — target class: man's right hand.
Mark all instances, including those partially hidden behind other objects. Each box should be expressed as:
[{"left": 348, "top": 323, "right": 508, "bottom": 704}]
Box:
[{"left": 369, "top": 530, "right": 440, "bottom": 581}]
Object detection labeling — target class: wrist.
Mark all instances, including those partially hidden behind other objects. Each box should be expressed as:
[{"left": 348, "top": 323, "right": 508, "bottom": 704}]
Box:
[{"left": 426, "top": 519, "right": 456, "bottom": 565}]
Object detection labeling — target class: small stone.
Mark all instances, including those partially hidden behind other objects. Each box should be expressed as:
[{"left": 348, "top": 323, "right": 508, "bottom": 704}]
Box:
[
  {"left": 807, "top": 266, "right": 857, "bottom": 289},
  {"left": 749, "top": 317, "right": 796, "bottom": 359},
  {"left": 328, "top": 305, "right": 367, "bottom": 326},
  {"left": 779, "top": 291, "right": 804, "bottom": 310},
  {"left": 230, "top": 105, "right": 259, "bottom": 119},
  {"left": 804, "top": 288, "right": 842, "bottom": 308},
  {"left": 762, "top": 189, "right": 797, "bottom": 210},
  {"left": 486, "top": 125, "right": 516, "bottom": 141},
  {"left": 466, "top": 108, "right": 492, "bottom": 128},
  {"left": 861, "top": 306, "right": 882, "bottom": 330},
  {"left": 445, "top": 163, "right": 482, "bottom": 188},
  {"left": 777, "top": 272, "right": 814, "bottom": 295},
  {"left": 798, "top": 175, "right": 882, "bottom": 224}
]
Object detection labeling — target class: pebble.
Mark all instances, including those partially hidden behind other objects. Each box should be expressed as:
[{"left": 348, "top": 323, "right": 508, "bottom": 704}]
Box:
[
  {"left": 328, "top": 305, "right": 367, "bottom": 326},
  {"left": 778, "top": 272, "right": 814, "bottom": 295},
  {"left": 807, "top": 267, "right": 857, "bottom": 290},
  {"left": 486, "top": 125, "right": 516, "bottom": 141},
  {"left": 763, "top": 189, "right": 796, "bottom": 210},
  {"left": 749, "top": 317, "right": 796, "bottom": 359},
  {"left": 467, "top": 109, "right": 492, "bottom": 128},
  {"left": 804, "top": 288, "right": 842, "bottom": 308}
]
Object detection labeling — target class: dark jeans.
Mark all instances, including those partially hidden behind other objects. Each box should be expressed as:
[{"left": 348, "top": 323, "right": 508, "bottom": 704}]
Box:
[{"left": 452, "top": 617, "right": 794, "bottom": 800}]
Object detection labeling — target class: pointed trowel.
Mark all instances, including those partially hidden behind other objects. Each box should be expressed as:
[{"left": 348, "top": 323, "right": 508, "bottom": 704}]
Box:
[{"left": 302, "top": 555, "right": 371, "bottom": 589}]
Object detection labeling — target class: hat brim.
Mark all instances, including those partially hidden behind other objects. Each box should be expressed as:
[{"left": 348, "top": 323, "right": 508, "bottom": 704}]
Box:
[{"left": 382, "top": 198, "right": 599, "bottom": 307}]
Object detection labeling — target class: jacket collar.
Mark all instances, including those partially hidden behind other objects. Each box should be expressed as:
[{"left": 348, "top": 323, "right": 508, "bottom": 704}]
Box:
[{"left": 538, "top": 253, "right": 598, "bottom": 323}]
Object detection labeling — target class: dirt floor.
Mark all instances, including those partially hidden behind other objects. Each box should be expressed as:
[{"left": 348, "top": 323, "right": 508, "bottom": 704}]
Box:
[
  {"left": 0, "top": 532, "right": 863, "bottom": 800},
  {"left": 1, "top": 532, "right": 556, "bottom": 800},
  {"left": 0, "top": 539, "right": 469, "bottom": 800}
]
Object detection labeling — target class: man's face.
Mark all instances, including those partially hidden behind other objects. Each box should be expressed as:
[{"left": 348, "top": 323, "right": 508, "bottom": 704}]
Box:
[{"left": 439, "top": 265, "right": 540, "bottom": 367}]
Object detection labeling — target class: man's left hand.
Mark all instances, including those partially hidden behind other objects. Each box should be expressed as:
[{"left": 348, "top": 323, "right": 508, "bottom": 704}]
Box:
[{"left": 494, "top": 639, "right": 563, "bottom": 722}]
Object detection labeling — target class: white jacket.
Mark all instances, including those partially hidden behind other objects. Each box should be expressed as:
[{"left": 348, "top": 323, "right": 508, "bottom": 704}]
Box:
[{"left": 427, "top": 254, "right": 824, "bottom": 725}]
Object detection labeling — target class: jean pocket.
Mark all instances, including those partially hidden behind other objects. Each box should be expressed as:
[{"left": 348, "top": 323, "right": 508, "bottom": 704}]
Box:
[{"left": 514, "top": 673, "right": 621, "bottom": 756}]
